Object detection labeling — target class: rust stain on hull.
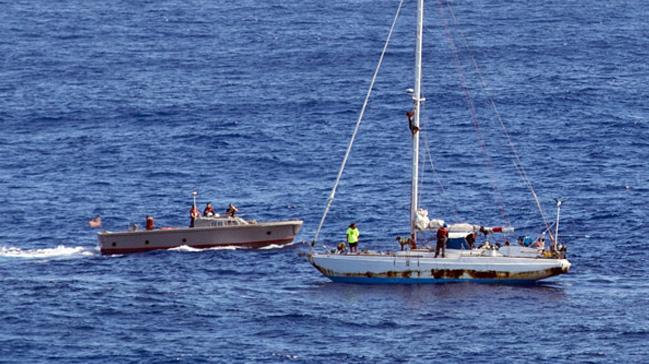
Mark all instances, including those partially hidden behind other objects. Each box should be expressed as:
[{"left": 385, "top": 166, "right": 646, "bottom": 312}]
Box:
[{"left": 428, "top": 267, "right": 567, "bottom": 280}]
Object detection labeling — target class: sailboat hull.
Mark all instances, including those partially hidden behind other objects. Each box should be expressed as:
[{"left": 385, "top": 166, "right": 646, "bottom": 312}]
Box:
[{"left": 308, "top": 250, "right": 571, "bottom": 284}]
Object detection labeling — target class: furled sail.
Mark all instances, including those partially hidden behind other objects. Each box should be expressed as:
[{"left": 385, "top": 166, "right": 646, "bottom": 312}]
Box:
[{"left": 415, "top": 209, "right": 513, "bottom": 234}]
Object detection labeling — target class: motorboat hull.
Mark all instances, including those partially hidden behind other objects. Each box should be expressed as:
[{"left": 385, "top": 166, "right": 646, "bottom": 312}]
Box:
[
  {"left": 308, "top": 249, "right": 571, "bottom": 284},
  {"left": 98, "top": 220, "right": 302, "bottom": 255}
]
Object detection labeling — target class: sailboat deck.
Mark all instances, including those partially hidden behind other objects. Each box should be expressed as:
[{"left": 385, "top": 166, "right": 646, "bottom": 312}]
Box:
[{"left": 328, "top": 248, "right": 549, "bottom": 260}]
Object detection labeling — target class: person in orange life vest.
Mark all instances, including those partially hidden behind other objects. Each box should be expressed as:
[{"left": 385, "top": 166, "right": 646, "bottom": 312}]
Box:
[
  {"left": 435, "top": 224, "right": 449, "bottom": 258},
  {"left": 189, "top": 205, "right": 200, "bottom": 227},
  {"left": 203, "top": 202, "right": 216, "bottom": 217},
  {"left": 145, "top": 215, "right": 155, "bottom": 230}
]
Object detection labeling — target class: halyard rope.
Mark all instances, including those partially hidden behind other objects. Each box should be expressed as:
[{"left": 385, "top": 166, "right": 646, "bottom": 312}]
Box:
[
  {"left": 435, "top": 0, "right": 511, "bottom": 226},
  {"left": 440, "top": 0, "right": 554, "bottom": 239}
]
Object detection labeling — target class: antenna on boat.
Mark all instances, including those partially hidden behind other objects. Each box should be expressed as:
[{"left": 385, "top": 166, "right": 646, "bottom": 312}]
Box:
[
  {"left": 553, "top": 198, "right": 564, "bottom": 250},
  {"left": 192, "top": 191, "right": 198, "bottom": 208}
]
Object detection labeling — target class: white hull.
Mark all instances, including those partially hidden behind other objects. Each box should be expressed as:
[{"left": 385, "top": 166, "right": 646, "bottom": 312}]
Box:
[
  {"left": 98, "top": 220, "right": 302, "bottom": 255},
  {"left": 308, "top": 249, "right": 571, "bottom": 284}
]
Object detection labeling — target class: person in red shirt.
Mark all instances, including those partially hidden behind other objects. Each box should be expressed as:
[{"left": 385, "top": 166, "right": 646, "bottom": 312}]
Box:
[
  {"left": 145, "top": 215, "right": 155, "bottom": 230},
  {"left": 203, "top": 202, "right": 216, "bottom": 217},
  {"left": 435, "top": 224, "right": 449, "bottom": 258},
  {"left": 189, "top": 205, "right": 200, "bottom": 227}
]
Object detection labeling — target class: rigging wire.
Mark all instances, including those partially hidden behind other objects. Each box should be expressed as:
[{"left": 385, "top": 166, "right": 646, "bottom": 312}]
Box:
[
  {"left": 312, "top": 0, "right": 406, "bottom": 246},
  {"left": 441, "top": 0, "right": 554, "bottom": 240},
  {"left": 435, "top": 0, "right": 511, "bottom": 226},
  {"left": 421, "top": 130, "right": 465, "bottom": 222}
]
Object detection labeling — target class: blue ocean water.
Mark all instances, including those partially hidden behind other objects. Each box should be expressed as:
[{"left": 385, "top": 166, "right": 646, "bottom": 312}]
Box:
[{"left": 1, "top": 0, "right": 648, "bottom": 362}]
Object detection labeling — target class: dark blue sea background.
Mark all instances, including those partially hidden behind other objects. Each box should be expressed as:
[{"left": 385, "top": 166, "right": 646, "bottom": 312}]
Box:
[{"left": 1, "top": 0, "right": 648, "bottom": 362}]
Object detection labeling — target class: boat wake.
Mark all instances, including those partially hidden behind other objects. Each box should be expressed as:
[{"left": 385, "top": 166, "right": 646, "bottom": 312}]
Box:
[
  {"left": 168, "top": 245, "right": 243, "bottom": 252},
  {"left": 259, "top": 241, "right": 302, "bottom": 250},
  {"left": 0, "top": 245, "right": 98, "bottom": 259},
  {"left": 167, "top": 241, "right": 303, "bottom": 253},
  {"left": 259, "top": 244, "right": 286, "bottom": 250}
]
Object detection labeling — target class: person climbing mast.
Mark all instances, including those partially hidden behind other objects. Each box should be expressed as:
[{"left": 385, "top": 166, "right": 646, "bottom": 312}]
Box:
[{"left": 406, "top": 110, "right": 420, "bottom": 135}]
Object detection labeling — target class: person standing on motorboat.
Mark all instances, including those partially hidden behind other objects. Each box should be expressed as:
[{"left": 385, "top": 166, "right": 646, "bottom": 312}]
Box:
[
  {"left": 203, "top": 202, "right": 216, "bottom": 217},
  {"left": 189, "top": 204, "right": 200, "bottom": 227},
  {"left": 435, "top": 224, "right": 449, "bottom": 258},
  {"left": 226, "top": 203, "right": 238, "bottom": 218},
  {"left": 145, "top": 215, "right": 155, "bottom": 230},
  {"left": 346, "top": 223, "right": 360, "bottom": 253}
]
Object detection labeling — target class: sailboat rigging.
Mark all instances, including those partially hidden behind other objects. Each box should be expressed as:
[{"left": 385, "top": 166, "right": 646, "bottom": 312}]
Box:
[{"left": 307, "top": 0, "right": 571, "bottom": 284}]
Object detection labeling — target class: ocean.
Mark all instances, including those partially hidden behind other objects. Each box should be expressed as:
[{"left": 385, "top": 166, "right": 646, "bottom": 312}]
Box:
[{"left": 1, "top": 0, "right": 647, "bottom": 362}]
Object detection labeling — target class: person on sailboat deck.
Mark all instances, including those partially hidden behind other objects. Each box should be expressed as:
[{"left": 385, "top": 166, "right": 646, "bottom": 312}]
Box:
[
  {"left": 346, "top": 223, "right": 360, "bottom": 253},
  {"left": 465, "top": 232, "right": 477, "bottom": 250},
  {"left": 189, "top": 205, "right": 200, "bottom": 227},
  {"left": 203, "top": 202, "right": 216, "bottom": 217},
  {"left": 435, "top": 224, "right": 449, "bottom": 258},
  {"left": 225, "top": 203, "right": 238, "bottom": 218}
]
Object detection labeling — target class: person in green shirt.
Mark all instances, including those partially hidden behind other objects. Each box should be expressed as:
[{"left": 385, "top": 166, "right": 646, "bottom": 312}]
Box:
[{"left": 346, "top": 223, "right": 360, "bottom": 252}]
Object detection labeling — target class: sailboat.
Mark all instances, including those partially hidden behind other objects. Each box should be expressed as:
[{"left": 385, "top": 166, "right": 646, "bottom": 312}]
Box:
[{"left": 307, "top": 0, "right": 571, "bottom": 283}]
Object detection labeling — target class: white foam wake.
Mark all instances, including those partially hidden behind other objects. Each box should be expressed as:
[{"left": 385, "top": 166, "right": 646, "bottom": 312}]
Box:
[
  {"left": 0, "top": 245, "right": 97, "bottom": 259},
  {"left": 259, "top": 244, "right": 286, "bottom": 250},
  {"left": 206, "top": 245, "right": 241, "bottom": 251},
  {"left": 259, "top": 241, "right": 303, "bottom": 250},
  {"left": 168, "top": 245, "right": 242, "bottom": 252}
]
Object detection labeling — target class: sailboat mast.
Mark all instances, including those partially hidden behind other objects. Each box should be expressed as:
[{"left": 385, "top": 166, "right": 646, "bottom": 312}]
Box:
[{"left": 411, "top": 0, "right": 424, "bottom": 238}]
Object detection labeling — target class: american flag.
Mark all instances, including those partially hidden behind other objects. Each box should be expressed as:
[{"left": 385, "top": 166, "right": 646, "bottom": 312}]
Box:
[{"left": 88, "top": 215, "right": 102, "bottom": 228}]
